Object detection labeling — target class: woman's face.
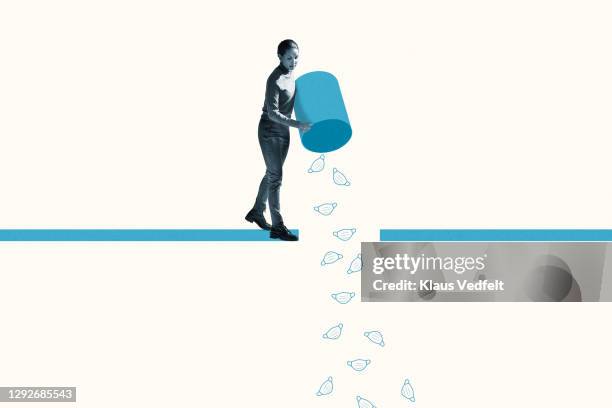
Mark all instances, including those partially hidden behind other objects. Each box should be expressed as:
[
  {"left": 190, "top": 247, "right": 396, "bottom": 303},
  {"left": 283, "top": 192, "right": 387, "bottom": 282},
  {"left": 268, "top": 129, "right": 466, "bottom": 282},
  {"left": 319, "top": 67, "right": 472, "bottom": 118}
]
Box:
[{"left": 278, "top": 47, "right": 299, "bottom": 72}]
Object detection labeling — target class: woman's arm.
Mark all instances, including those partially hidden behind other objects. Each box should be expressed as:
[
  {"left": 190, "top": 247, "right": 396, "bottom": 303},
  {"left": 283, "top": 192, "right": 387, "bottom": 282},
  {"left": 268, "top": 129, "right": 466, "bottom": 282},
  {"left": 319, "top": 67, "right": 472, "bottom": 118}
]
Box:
[
  {"left": 265, "top": 80, "right": 299, "bottom": 127},
  {"left": 265, "top": 80, "right": 311, "bottom": 131}
]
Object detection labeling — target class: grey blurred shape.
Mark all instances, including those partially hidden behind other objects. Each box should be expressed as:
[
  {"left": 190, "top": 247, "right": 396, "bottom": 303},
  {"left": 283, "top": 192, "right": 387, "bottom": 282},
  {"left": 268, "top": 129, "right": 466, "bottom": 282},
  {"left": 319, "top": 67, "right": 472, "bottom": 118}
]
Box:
[{"left": 524, "top": 255, "right": 581, "bottom": 301}]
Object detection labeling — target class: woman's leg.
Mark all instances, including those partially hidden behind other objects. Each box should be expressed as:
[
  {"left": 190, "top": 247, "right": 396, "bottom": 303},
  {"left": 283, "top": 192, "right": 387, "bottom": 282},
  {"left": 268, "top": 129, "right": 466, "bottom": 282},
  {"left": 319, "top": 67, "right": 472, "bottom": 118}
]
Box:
[
  {"left": 252, "top": 121, "right": 272, "bottom": 215},
  {"left": 252, "top": 174, "right": 268, "bottom": 215},
  {"left": 260, "top": 135, "right": 289, "bottom": 226}
]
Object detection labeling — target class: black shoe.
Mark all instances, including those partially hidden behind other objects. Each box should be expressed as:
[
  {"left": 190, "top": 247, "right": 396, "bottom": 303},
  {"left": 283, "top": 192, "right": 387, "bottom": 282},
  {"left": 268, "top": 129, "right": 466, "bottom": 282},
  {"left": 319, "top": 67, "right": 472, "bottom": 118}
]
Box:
[
  {"left": 245, "top": 209, "right": 271, "bottom": 231},
  {"left": 270, "top": 223, "right": 299, "bottom": 241}
]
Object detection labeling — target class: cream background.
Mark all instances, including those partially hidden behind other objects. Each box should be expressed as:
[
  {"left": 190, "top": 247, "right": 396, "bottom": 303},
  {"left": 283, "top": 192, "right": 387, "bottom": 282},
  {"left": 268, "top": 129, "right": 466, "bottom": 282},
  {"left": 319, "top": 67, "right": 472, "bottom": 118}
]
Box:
[{"left": 1, "top": 1, "right": 611, "bottom": 407}]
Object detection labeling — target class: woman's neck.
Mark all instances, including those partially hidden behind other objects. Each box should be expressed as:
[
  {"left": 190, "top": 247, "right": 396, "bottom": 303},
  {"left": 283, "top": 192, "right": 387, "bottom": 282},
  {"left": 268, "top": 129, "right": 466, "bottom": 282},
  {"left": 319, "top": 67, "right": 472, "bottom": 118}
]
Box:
[{"left": 279, "top": 64, "right": 291, "bottom": 75}]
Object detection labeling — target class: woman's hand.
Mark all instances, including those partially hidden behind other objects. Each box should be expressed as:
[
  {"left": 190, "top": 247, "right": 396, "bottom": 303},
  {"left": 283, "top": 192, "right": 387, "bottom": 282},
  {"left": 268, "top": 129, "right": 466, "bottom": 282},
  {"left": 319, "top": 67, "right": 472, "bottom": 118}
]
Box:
[{"left": 298, "top": 122, "right": 313, "bottom": 132}]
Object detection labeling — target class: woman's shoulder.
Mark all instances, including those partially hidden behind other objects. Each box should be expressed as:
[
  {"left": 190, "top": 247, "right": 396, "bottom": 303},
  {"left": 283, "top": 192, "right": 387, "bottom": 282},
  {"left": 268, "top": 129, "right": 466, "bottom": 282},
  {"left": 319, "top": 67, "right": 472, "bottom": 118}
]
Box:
[
  {"left": 267, "top": 65, "right": 282, "bottom": 79},
  {"left": 266, "top": 67, "right": 283, "bottom": 88}
]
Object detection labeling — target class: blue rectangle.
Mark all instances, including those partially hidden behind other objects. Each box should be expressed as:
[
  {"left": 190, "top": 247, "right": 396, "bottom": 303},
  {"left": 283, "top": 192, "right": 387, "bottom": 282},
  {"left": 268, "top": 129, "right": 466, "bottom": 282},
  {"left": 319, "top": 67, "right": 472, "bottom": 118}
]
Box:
[
  {"left": 380, "top": 229, "right": 612, "bottom": 242},
  {"left": 0, "top": 229, "right": 298, "bottom": 242}
]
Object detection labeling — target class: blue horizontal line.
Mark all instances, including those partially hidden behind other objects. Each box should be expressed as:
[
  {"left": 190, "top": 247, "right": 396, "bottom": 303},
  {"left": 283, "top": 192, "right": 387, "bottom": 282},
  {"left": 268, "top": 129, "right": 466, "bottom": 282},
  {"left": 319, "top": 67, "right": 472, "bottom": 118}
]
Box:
[
  {"left": 380, "top": 229, "right": 612, "bottom": 242},
  {"left": 0, "top": 229, "right": 298, "bottom": 242}
]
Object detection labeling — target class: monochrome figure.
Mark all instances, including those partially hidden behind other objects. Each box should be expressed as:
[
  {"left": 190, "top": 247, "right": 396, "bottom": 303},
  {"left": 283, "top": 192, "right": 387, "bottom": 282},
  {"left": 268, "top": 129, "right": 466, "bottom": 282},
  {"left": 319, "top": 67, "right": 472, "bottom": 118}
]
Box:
[{"left": 245, "top": 39, "right": 311, "bottom": 241}]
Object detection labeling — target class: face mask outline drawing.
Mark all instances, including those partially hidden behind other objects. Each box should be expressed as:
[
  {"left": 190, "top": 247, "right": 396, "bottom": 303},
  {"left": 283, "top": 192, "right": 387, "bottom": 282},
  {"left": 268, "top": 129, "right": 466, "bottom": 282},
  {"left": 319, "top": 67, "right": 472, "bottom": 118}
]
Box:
[
  {"left": 307, "top": 154, "right": 326, "bottom": 173},
  {"left": 322, "top": 323, "right": 343, "bottom": 340},
  {"left": 316, "top": 376, "right": 334, "bottom": 396},
  {"left": 331, "top": 291, "right": 355, "bottom": 304},
  {"left": 314, "top": 202, "right": 338, "bottom": 216},
  {"left": 347, "top": 253, "right": 362, "bottom": 274},
  {"left": 401, "top": 378, "right": 416, "bottom": 402},
  {"left": 321, "top": 251, "right": 343, "bottom": 266},
  {"left": 356, "top": 395, "right": 376, "bottom": 408},
  {"left": 332, "top": 167, "right": 350, "bottom": 186},
  {"left": 333, "top": 227, "right": 357, "bottom": 241},
  {"left": 364, "top": 330, "right": 385, "bottom": 347},
  {"left": 347, "top": 358, "right": 371, "bottom": 372}
]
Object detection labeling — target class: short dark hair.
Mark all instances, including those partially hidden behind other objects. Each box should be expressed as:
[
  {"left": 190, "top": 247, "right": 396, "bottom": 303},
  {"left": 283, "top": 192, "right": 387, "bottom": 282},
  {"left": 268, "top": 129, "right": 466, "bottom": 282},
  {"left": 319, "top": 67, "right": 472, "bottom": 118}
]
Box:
[{"left": 277, "top": 39, "right": 299, "bottom": 56}]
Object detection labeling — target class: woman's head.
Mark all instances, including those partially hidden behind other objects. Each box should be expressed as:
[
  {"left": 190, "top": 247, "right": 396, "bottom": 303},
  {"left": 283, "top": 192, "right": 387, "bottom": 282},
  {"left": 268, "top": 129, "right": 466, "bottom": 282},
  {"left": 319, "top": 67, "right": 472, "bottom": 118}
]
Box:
[{"left": 277, "top": 39, "right": 299, "bottom": 72}]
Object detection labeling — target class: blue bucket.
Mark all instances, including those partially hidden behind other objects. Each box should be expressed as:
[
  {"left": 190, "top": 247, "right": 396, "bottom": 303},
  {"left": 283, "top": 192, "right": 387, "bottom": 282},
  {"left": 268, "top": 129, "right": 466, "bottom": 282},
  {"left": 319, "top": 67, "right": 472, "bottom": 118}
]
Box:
[{"left": 294, "top": 71, "right": 352, "bottom": 153}]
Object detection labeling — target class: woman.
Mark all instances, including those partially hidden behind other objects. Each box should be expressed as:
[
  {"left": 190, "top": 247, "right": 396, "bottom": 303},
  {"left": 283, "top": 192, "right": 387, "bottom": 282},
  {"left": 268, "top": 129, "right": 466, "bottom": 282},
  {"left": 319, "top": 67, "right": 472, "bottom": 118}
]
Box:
[{"left": 245, "top": 39, "right": 311, "bottom": 241}]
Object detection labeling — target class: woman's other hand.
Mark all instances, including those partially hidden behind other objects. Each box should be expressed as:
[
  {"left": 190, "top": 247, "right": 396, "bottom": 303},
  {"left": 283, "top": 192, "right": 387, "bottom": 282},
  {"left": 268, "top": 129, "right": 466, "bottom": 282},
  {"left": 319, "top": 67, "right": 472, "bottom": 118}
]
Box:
[{"left": 298, "top": 122, "right": 313, "bottom": 132}]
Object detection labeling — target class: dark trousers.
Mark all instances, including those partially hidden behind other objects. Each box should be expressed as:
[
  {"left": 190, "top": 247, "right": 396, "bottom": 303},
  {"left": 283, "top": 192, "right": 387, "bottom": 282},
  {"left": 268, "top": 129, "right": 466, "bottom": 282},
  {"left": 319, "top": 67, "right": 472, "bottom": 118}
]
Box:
[{"left": 252, "top": 118, "right": 290, "bottom": 226}]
